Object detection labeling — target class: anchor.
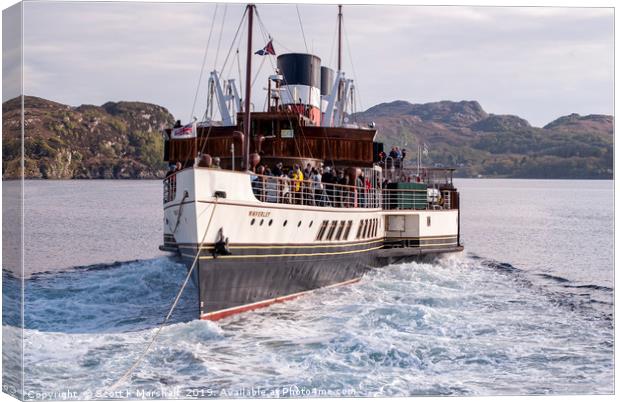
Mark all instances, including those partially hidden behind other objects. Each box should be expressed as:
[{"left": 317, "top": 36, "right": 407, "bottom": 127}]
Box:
[{"left": 213, "top": 227, "right": 232, "bottom": 258}]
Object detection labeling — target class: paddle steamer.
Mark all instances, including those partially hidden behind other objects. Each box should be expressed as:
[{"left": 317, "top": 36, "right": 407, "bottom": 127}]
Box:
[{"left": 160, "top": 4, "right": 463, "bottom": 321}]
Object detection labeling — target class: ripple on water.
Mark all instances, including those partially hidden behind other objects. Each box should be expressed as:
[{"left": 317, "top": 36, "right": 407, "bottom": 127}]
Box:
[{"left": 1, "top": 253, "right": 614, "bottom": 398}]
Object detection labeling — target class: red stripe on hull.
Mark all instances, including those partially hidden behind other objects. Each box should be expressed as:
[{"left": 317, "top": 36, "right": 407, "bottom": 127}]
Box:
[{"left": 200, "top": 278, "right": 361, "bottom": 321}]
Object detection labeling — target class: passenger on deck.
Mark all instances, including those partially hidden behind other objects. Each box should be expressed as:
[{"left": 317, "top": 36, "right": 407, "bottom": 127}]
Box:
[
  {"left": 337, "top": 170, "right": 348, "bottom": 207},
  {"left": 252, "top": 165, "right": 266, "bottom": 201},
  {"left": 365, "top": 175, "right": 372, "bottom": 207},
  {"left": 302, "top": 163, "right": 313, "bottom": 205},
  {"left": 356, "top": 172, "right": 365, "bottom": 208},
  {"left": 212, "top": 157, "right": 221, "bottom": 169},
  {"left": 197, "top": 154, "right": 212, "bottom": 168},
  {"left": 272, "top": 162, "right": 283, "bottom": 177},
  {"left": 292, "top": 165, "right": 304, "bottom": 204},
  {"left": 322, "top": 166, "right": 335, "bottom": 206},
  {"left": 303, "top": 163, "right": 312, "bottom": 181},
  {"left": 165, "top": 164, "right": 176, "bottom": 178},
  {"left": 311, "top": 168, "right": 324, "bottom": 206}
]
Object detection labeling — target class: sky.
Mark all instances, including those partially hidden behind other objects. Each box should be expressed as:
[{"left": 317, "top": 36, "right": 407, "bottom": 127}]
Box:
[{"left": 3, "top": 0, "right": 614, "bottom": 127}]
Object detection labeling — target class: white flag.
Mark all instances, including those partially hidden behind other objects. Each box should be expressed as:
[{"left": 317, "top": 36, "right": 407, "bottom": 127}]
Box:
[{"left": 171, "top": 122, "right": 197, "bottom": 139}]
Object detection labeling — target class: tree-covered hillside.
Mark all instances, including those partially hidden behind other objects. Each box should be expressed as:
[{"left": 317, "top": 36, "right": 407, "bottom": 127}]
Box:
[
  {"left": 352, "top": 100, "right": 613, "bottom": 179},
  {"left": 2, "top": 96, "right": 174, "bottom": 179}
]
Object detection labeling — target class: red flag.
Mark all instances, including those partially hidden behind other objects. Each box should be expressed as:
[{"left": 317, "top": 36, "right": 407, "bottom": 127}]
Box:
[{"left": 255, "top": 40, "right": 276, "bottom": 56}]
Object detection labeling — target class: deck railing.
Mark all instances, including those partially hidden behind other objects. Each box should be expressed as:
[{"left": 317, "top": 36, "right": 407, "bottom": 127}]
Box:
[
  {"left": 382, "top": 189, "right": 451, "bottom": 210},
  {"left": 163, "top": 174, "right": 177, "bottom": 203},
  {"left": 163, "top": 170, "right": 455, "bottom": 211},
  {"left": 250, "top": 174, "right": 382, "bottom": 208}
]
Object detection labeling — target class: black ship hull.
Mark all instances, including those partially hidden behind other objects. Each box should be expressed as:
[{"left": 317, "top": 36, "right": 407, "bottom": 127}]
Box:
[
  {"left": 180, "top": 240, "right": 382, "bottom": 320},
  {"left": 173, "top": 238, "right": 464, "bottom": 321}
]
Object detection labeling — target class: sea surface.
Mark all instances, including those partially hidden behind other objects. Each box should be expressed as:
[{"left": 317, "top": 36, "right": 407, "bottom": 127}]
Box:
[{"left": 2, "top": 179, "right": 614, "bottom": 399}]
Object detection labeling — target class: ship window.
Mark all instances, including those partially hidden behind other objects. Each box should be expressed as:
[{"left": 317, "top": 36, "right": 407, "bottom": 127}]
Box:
[
  {"left": 335, "top": 221, "right": 346, "bottom": 240},
  {"left": 268, "top": 219, "right": 273, "bottom": 226},
  {"left": 427, "top": 216, "right": 431, "bottom": 227},
  {"left": 251, "top": 218, "right": 256, "bottom": 225},
  {"left": 309, "top": 221, "right": 313, "bottom": 228},
  {"left": 283, "top": 220, "right": 288, "bottom": 227},
  {"left": 369, "top": 219, "right": 375, "bottom": 238},
  {"left": 281, "top": 129, "right": 294, "bottom": 138},
  {"left": 326, "top": 221, "right": 338, "bottom": 241},
  {"left": 316, "top": 220, "right": 329, "bottom": 241},
  {"left": 362, "top": 219, "right": 369, "bottom": 239},
  {"left": 374, "top": 219, "right": 379, "bottom": 237},
  {"left": 260, "top": 219, "right": 264, "bottom": 226},
  {"left": 343, "top": 220, "right": 353, "bottom": 240},
  {"left": 298, "top": 220, "right": 302, "bottom": 227},
  {"left": 356, "top": 220, "right": 363, "bottom": 239}
]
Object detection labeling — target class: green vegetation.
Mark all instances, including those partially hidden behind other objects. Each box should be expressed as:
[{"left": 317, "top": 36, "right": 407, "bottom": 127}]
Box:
[
  {"left": 355, "top": 100, "right": 613, "bottom": 179},
  {"left": 2, "top": 96, "right": 612, "bottom": 179},
  {"left": 2, "top": 96, "right": 174, "bottom": 179}
]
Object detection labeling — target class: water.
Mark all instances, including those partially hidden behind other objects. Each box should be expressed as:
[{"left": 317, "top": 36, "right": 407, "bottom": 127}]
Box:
[{"left": 2, "top": 179, "right": 614, "bottom": 398}]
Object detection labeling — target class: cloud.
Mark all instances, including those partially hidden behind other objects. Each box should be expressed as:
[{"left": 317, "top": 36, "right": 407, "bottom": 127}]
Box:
[
  {"left": 17, "top": 2, "right": 613, "bottom": 127},
  {"left": 2, "top": 3, "right": 23, "bottom": 101}
]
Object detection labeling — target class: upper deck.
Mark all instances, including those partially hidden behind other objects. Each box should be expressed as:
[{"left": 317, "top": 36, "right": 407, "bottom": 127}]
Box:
[
  {"left": 164, "top": 111, "right": 378, "bottom": 170},
  {"left": 163, "top": 165, "right": 459, "bottom": 212}
]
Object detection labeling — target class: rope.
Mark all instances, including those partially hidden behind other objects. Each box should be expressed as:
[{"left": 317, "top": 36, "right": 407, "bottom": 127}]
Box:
[
  {"left": 296, "top": 5, "right": 309, "bottom": 53},
  {"left": 219, "top": 7, "right": 248, "bottom": 77},
  {"left": 189, "top": 4, "right": 219, "bottom": 122},
  {"left": 110, "top": 197, "right": 221, "bottom": 390},
  {"left": 343, "top": 18, "right": 364, "bottom": 112},
  {"left": 327, "top": 14, "right": 338, "bottom": 68},
  {"left": 213, "top": 4, "right": 228, "bottom": 71},
  {"left": 171, "top": 191, "right": 189, "bottom": 233}
]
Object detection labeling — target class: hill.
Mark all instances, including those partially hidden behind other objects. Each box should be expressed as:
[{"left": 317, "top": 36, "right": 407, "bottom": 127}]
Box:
[
  {"left": 1, "top": 96, "right": 613, "bottom": 179},
  {"left": 352, "top": 100, "right": 613, "bottom": 179},
  {"left": 2, "top": 96, "right": 174, "bottom": 179}
]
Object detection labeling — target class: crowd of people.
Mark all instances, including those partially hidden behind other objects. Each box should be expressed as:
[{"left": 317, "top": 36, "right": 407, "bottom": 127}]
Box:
[
  {"left": 164, "top": 148, "right": 424, "bottom": 208},
  {"left": 377, "top": 146, "right": 407, "bottom": 169},
  {"left": 250, "top": 162, "right": 380, "bottom": 208}
]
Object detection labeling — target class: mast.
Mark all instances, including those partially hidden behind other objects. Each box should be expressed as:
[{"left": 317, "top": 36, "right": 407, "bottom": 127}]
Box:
[
  {"left": 243, "top": 4, "right": 254, "bottom": 170},
  {"left": 337, "top": 4, "right": 343, "bottom": 102},
  {"left": 337, "top": 4, "right": 342, "bottom": 72}
]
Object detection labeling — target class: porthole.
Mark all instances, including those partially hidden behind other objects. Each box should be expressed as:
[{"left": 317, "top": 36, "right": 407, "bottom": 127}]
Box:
[
  {"left": 298, "top": 220, "right": 302, "bottom": 227},
  {"left": 309, "top": 221, "right": 313, "bottom": 228},
  {"left": 251, "top": 218, "right": 256, "bottom": 225},
  {"left": 427, "top": 216, "right": 431, "bottom": 227},
  {"left": 260, "top": 219, "right": 264, "bottom": 226},
  {"left": 268, "top": 219, "right": 273, "bottom": 226},
  {"left": 283, "top": 220, "right": 288, "bottom": 226}
]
